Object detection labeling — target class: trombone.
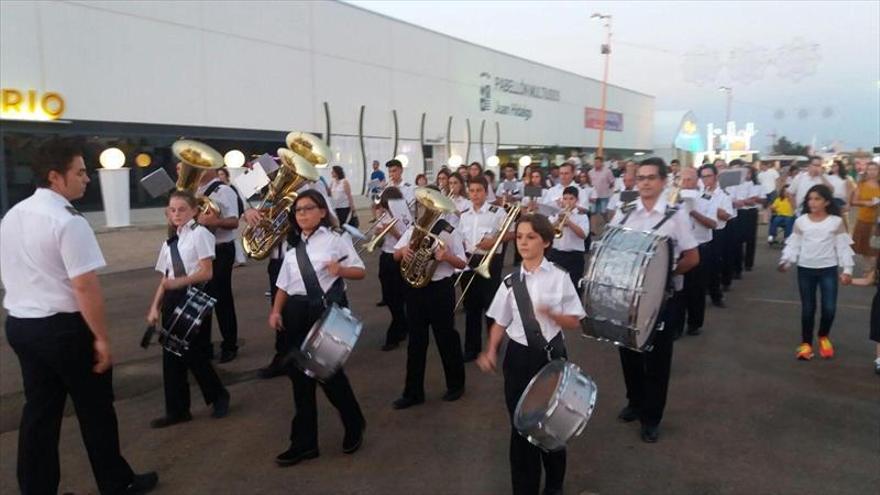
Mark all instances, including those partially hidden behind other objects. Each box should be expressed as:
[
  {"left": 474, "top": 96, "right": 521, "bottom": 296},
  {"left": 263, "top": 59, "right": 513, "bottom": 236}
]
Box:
[
  {"left": 454, "top": 203, "right": 521, "bottom": 310},
  {"left": 357, "top": 217, "right": 400, "bottom": 255}
]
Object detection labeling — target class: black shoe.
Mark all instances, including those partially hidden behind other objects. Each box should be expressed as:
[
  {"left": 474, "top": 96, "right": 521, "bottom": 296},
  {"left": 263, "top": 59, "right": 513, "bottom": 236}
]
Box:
[
  {"left": 745, "top": 266, "right": 752, "bottom": 272},
  {"left": 376, "top": 300, "right": 387, "bottom": 307},
  {"left": 392, "top": 396, "right": 425, "bottom": 410},
  {"left": 343, "top": 420, "right": 366, "bottom": 454},
  {"left": 118, "top": 471, "right": 158, "bottom": 495},
  {"left": 543, "top": 488, "right": 563, "bottom": 495},
  {"left": 462, "top": 352, "right": 479, "bottom": 363},
  {"left": 219, "top": 349, "right": 237, "bottom": 364},
  {"left": 441, "top": 387, "right": 464, "bottom": 402},
  {"left": 381, "top": 341, "right": 399, "bottom": 351},
  {"left": 733, "top": 272, "right": 742, "bottom": 280},
  {"left": 641, "top": 423, "right": 660, "bottom": 443},
  {"left": 711, "top": 299, "right": 726, "bottom": 308},
  {"left": 211, "top": 390, "right": 230, "bottom": 419},
  {"left": 686, "top": 326, "right": 702, "bottom": 336},
  {"left": 149, "top": 413, "right": 192, "bottom": 429},
  {"left": 722, "top": 284, "right": 732, "bottom": 292},
  {"left": 258, "top": 357, "right": 286, "bottom": 379},
  {"left": 275, "top": 445, "right": 319, "bottom": 466},
  {"left": 617, "top": 405, "right": 639, "bottom": 423}
]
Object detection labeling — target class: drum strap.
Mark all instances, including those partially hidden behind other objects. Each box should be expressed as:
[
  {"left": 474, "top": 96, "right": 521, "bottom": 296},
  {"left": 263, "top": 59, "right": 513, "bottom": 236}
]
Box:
[
  {"left": 167, "top": 235, "right": 187, "bottom": 279},
  {"left": 295, "top": 239, "right": 326, "bottom": 308},
  {"left": 509, "top": 273, "right": 564, "bottom": 360}
]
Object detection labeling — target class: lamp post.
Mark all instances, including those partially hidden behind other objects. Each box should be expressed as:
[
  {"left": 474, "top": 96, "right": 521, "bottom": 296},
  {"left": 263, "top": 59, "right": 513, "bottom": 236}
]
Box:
[
  {"left": 98, "top": 147, "right": 130, "bottom": 227},
  {"left": 718, "top": 86, "right": 733, "bottom": 125},
  {"left": 591, "top": 12, "right": 612, "bottom": 158}
]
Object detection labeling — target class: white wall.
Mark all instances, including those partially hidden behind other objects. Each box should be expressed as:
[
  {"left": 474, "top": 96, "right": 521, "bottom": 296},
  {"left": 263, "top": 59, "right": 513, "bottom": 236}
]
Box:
[{"left": 1, "top": 0, "right": 654, "bottom": 186}]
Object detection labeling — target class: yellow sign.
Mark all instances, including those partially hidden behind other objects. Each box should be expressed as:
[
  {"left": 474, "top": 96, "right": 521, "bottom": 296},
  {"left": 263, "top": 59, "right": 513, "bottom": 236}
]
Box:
[{"left": 1, "top": 89, "right": 65, "bottom": 121}]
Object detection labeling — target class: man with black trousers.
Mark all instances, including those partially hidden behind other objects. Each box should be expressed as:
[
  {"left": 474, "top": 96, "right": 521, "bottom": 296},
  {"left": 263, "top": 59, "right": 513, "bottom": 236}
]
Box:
[
  {"left": 0, "top": 138, "right": 157, "bottom": 494},
  {"left": 677, "top": 167, "right": 718, "bottom": 336},
  {"left": 609, "top": 158, "right": 699, "bottom": 443},
  {"left": 198, "top": 169, "right": 243, "bottom": 363},
  {"left": 698, "top": 164, "right": 734, "bottom": 308}
]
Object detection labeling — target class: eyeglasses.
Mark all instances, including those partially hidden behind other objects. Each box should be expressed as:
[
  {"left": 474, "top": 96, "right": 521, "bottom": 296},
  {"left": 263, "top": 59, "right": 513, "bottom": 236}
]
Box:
[
  {"left": 294, "top": 205, "right": 319, "bottom": 214},
  {"left": 636, "top": 174, "right": 660, "bottom": 182},
  {"left": 700, "top": 174, "right": 715, "bottom": 179}
]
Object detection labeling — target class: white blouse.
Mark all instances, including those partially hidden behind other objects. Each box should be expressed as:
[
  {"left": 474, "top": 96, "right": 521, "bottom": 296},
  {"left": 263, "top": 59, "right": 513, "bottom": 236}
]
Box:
[
  {"left": 155, "top": 220, "right": 216, "bottom": 279},
  {"left": 780, "top": 215, "right": 854, "bottom": 275}
]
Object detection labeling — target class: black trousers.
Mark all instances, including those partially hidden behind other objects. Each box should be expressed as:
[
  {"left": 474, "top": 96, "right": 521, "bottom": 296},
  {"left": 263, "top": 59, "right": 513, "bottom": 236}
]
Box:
[
  {"left": 161, "top": 289, "right": 226, "bottom": 417},
  {"left": 504, "top": 337, "right": 567, "bottom": 495},
  {"left": 717, "top": 223, "right": 736, "bottom": 288},
  {"left": 681, "top": 246, "right": 709, "bottom": 331},
  {"left": 6, "top": 313, "right": 135, "bottom": 495},
  {"left": 547, "top": 249, "right": 586, "bottom": 296},
  {"left": 268, "top": 258, "right": 288, "bottom": 359},
  {"left": 403, "top": 277, "right": 466, "bottom": 399},
  {"left": 703, "top": 238, "right": 724, "bottom": 303},
  {"left": 378, "top": 252, "right": 408, "bottom": 346},
  {"left": 618, "top": 293, "right": 682, "bottom": 426},
  {"left": 335, "top": 207, "right": 351, "bottom": 225},
  {"left": 462, "top": 254, "right": 503, "bottom": 356},
  {"left": 206, "top": 241, "right": 238, "bottom": 353},
  {"left": 282, "top": 296, "right": 364, "bottom": 449},
  {"left": 740, "top": 208, "right": 759, "bottom": 271}
]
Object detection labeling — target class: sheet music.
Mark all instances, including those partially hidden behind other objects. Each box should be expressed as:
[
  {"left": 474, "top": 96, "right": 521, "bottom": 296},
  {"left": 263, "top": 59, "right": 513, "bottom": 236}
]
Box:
[
  {"left": 255, "top": 153, "right": 279, "bottom": 175},
  {"left": 233, "top": 163, "right": 271, "bottom": 199},
  {"left": 139, "top": 168, "right": 176, "bottom": 198}
]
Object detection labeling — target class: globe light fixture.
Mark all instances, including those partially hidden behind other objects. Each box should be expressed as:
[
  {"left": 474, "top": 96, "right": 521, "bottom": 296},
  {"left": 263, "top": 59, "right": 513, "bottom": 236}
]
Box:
[
  {"left": 395, "top": 154, "right": 409, "bottom": 167},
  {"left": 448, "top": 154, "right": 463, "bottom": 168},
  {"left": 486, "top": 155, "right": 500, "bottom": 167},
  {"left": 518, "top": 155, "right": 532, "bottom": 167},
  {"left": 224, "top": 149, "right": 245, "bottom": 168},
  {"left": 135, "top": 153, "right": 152, "bottom": 168},
  {"left": 99, "top": 147, "right": 125, "bottom": 169}
]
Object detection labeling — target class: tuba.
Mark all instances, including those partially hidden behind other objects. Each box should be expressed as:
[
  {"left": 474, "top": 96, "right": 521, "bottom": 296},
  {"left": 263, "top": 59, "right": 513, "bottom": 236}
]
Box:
[
  {"left": 400, "top": 187, "right": 457, "bottom": 288},
  {"left": 241, "top": 142, "right": 322, "bottom": 260},
  {"left": 172, "top": 139, "right": 224, "bottom": 216}
]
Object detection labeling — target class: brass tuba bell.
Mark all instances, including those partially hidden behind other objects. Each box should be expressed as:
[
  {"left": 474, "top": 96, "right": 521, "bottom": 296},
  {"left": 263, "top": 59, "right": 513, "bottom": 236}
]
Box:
[
  {"left": 171, "top": 139, "right": 224, "bottom": 216},
  {"left": 399, "top": 187, "right": 457, "bottom": 288}
]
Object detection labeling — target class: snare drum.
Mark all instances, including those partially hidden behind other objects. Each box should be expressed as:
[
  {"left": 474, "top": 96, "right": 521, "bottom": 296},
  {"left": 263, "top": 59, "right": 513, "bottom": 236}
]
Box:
[
  {"left": 581, "top": 225, "right": 672, "bottom": 351},
  {"left": 160, "top": 286, "right": 216, "bottom": 357},
  {"left": 514, "top": 360, "right": 598, "bottom": 452},
  {"left": 296, "top": 303, "right": 362, "bottom": 381}
]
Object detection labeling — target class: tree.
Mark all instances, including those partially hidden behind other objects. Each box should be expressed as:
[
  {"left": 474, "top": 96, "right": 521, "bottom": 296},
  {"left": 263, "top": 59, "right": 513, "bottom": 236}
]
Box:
[{"left": 772, "top": 136, "right": 809, "bottom": 156}]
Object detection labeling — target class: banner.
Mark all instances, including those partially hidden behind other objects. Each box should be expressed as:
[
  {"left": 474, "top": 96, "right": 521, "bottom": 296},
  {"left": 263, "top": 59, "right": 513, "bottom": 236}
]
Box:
[{"left": 584, "top": 107, "right": 623, "bottom": 132}]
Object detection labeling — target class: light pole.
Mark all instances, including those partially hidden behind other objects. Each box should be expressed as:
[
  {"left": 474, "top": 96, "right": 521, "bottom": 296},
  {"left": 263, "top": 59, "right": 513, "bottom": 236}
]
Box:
[
  {"left": 718, "top": 86, "right": 733, "bottom": 125},
  {"left": 591, "top": 13, "right": 612, "bottom": 158}
]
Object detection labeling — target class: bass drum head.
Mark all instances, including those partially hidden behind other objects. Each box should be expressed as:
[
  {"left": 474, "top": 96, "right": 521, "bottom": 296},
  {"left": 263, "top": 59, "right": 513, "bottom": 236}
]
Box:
[
  {"left": 634, "top": 238, "right": 671, "bottom": 348},
  {"left": 514, "top": 360, "right": 565, "bottom": 433}
]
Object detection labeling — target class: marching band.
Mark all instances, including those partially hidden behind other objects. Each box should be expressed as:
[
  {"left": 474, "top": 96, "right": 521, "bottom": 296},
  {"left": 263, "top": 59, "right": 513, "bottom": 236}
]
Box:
[{"left": 4, "top": 133, "right": 818, "bottom": 495}]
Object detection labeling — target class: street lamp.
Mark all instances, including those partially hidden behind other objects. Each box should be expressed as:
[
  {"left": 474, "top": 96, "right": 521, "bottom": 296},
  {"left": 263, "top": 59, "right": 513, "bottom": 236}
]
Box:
[
  {"left": 98, "top": 147, "right": 130, "bottom": 227},
  {"left": 591, "top": 12, "right": 612, "bottom": 158},
  {"left": 718, "top": 86, "right": 733, "bottom": 125}
]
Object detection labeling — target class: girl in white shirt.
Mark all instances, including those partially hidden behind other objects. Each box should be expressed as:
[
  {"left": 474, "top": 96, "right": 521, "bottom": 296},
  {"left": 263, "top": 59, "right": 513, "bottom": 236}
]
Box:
[
  {"left": 477, "top": 213, "right": 585, "bottom": 495},
  {"left": 268, "top": 189, "right": 366, "bottom": 466},
  {"left": 779, "top": 184, "right": 855, "bottom": 361},
  {"left": 330, "top": 165, "right": 355, "bottom": 225},
  {"left": 146, "top": 190, "right": 229, "bottom": 428}
]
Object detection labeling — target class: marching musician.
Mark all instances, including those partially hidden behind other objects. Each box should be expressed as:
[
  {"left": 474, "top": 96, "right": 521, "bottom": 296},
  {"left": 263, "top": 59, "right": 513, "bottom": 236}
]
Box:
[
  {"left": 521, "top": 168, "right": 547, "bottom": 214},
  {"left": 146, "top": 191, "right": 230, "bottom": 428},
  {"left": 258, "top": 237, "right": 290, "bottom": 379},
  {"left": 610, "top": 157, "right": 699, "bottom": 443},
  {"left": 392, "top": 188, "right": 468, "bottom": 408},
  {"left": 197, "top": 168, "right": 243, "bottom": 363},
  {"left": 698, "top": 164, "right": 734, "bottom": 308},
  {"left": 675, "top": 168, "right": 719, "bottom": 337},
  {"left": 1, "top": 137, "right": 157, "bottom": 494},
  {"left": 376, "top": 187, "right": 412, "bottom": 351},
  {"left": 386, "top": 159, "right": 415, "bottom": 205},
  {"left": 476, "top": 213, "right": 586, "bottom": 495},
  {"left": 447, "top": 171, "right": 470, "bottom": 228},
  {"left": 548, "top": 186, "right": 591, "bottom": 293},
  {"left": 495, "top": 163, "right": 523, "bottom": 206},
  {"left": 268, "top": 190, "right": 366, "bottom": 466},
  {"left": 541, "top": 163, "right": 590, "bottom": 214},
  {"left": 459, "top": 175, "right": 513, "bottom": 362},
  {"left": 435, "top": 168, "right": 451, "bottom": 194}
]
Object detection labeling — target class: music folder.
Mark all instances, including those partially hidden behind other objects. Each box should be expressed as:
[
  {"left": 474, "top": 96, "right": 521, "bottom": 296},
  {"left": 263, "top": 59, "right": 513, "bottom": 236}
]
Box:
[{"left": 139, "top": 168, "right": 176, "bottom": 198}]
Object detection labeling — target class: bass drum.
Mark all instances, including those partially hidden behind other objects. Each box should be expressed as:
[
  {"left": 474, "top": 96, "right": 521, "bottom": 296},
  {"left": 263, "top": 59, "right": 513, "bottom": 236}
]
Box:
[
  {"left": 514, "top": 360, "right": 598, "bottom": 452},
  {"left": 296, "top": 303, "right": 362, "bottom": 381},
  {"left": 581, "top": 225, "right": 672, "bottom": 351}
]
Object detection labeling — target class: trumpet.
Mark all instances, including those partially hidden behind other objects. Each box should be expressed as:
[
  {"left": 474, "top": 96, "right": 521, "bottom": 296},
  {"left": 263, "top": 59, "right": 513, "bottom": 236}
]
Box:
[
  {"left": 454, "top": 203, "right": 521, "bottom": 310},
  {"left": 553, "top": 207, "right": 574, "bottom": 238}
]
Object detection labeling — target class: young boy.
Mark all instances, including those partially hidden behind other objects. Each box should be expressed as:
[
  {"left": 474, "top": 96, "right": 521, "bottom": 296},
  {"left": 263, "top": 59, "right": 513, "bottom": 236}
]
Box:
[{"left": 547, "top": 186, "right": 590, "bottom": 293}]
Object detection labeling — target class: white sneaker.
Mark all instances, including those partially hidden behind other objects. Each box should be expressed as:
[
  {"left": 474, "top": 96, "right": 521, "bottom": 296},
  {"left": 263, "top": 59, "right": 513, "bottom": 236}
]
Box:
[{"left": 767, "top": 236, "right": 774, "bottom": 244}]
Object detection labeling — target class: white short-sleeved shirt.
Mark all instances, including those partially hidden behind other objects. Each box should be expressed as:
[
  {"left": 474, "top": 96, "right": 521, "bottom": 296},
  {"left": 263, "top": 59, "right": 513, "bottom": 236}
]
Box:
[
  {"left": 541, "top": 183, "right": 590, "bottom": 213},
  {"left": 607, "top": 188, "right": 637, "bottom": 213},
  {"left": 155, "top": 220, "right": 216, "bottom": 278},
  {"left": 825, "top": 175, "right": 848, "bottom": 201},
  {"left": 610, "top": 196, "right": 699, "bottom": 291},
  {"left": 198, "top": 179, "right": 240, "bottom": 243},
  {"left": 393, "top": 224, "right": 466, "bottom": 281},
  {"left": 389, "top": 179, "right": 415, "bottom": 205},
  {"left": 702, "top": 186, "right": 733, "bottom": 230},
  {"left": 758, "top": 168, "right": 780, "bottom": 195},
  {"left": 739, "top": 182, "right": 764, "bottom": 209},
  {"left": 486, "top": 258, "right": 586, "bottom": 347},
  {"left": 684, "top": 193, "right": 717, "bottom": 244},
  {"left": 496, "top": 179, "right": 523, "bottom": 200},
  {"left": 380, "top": 209, "right": 414, "bottom": 254},
  {"left": 459, "top": 202, "right": 507, "bottom": 255},
  {"left": 550, "top": 212, "right": 591, "bottom": 252},
  {"left": 276, "top": 227, "right": 365, "bottom": 296},
  {"left": 789, "top": 172, "right": 826, "bottom": 211},
  {"left": 1, "top": 188, "right": 107, "bottom": 318}
]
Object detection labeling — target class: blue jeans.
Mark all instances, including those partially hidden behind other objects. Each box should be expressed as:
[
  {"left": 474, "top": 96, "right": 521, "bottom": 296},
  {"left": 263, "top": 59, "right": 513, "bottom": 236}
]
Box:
[
  {"left": 769, "top": 215, "right": 794, "bottom": 240},
  {"left": 796, "top": 266, "right": 838, "bottom": 345}
]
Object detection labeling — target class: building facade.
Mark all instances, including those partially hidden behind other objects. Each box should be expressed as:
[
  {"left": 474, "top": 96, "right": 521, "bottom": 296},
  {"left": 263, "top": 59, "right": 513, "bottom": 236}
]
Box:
[{"left": 1, "top": 0, "right": 654, "bottom": 213}]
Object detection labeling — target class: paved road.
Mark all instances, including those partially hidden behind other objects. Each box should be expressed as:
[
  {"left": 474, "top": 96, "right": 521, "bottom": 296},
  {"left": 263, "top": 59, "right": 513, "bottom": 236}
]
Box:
[{"left": 1, "top": 241, "right": 877, "bottom": 495}]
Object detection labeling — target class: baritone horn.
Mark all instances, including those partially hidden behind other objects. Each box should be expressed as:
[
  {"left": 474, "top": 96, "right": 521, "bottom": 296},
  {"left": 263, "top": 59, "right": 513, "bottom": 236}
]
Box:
[
  {"left": 172, "top": 139, "right": 224, "bottom": 216},
  {"left": 400, "top": 188, "right": 457, "bottom": 288}
]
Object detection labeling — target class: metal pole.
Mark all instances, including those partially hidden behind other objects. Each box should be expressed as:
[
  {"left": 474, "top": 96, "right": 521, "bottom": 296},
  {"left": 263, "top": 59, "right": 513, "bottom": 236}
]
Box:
[{"left": 597, "top": 19, "right": 612, "bottom": 158}]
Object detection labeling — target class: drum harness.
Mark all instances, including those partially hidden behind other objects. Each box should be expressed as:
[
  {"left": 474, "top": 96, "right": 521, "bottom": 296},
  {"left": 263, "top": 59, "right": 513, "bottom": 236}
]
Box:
[{"left": 508, "top": 273, "right": 567, "bottom": 363}]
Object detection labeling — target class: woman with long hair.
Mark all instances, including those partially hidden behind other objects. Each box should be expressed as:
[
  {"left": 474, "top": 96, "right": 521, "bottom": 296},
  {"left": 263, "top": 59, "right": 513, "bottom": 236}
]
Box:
[
  {"left": 779, "top": 185, "right": 855, "bottom": 361},
  {"left": 330, "top": 165, "right": 356, "bottom": 225}
]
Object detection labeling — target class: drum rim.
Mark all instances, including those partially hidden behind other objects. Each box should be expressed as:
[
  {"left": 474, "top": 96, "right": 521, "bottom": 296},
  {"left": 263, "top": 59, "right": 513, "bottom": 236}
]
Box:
[{"left": 513, "top": 359, "right": 567, "bottom": 432}]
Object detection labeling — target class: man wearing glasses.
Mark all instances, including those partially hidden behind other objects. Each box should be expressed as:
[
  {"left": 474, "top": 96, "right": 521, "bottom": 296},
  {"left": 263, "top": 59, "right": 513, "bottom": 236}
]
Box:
[
  {"left": 608, "top": 157, "right": 699, "bottom": 443},
  {"left": 698, "top": 164, "right": 735, "bottom": 308}
]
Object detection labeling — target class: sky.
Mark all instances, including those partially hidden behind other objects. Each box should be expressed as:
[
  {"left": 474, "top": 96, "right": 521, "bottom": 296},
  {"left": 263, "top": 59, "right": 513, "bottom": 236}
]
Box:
[{"left": 347, "top": 0, "right": 880, "bottom": 153}]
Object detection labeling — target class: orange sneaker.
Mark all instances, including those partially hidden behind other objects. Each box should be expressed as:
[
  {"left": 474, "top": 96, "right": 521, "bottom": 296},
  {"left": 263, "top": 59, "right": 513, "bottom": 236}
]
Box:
[
  {"left": 796, "top": 343, "right": 814, "bottom": 361},
  {"left": 818, "top": 337, "right": 834, "bottom": 359}
]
